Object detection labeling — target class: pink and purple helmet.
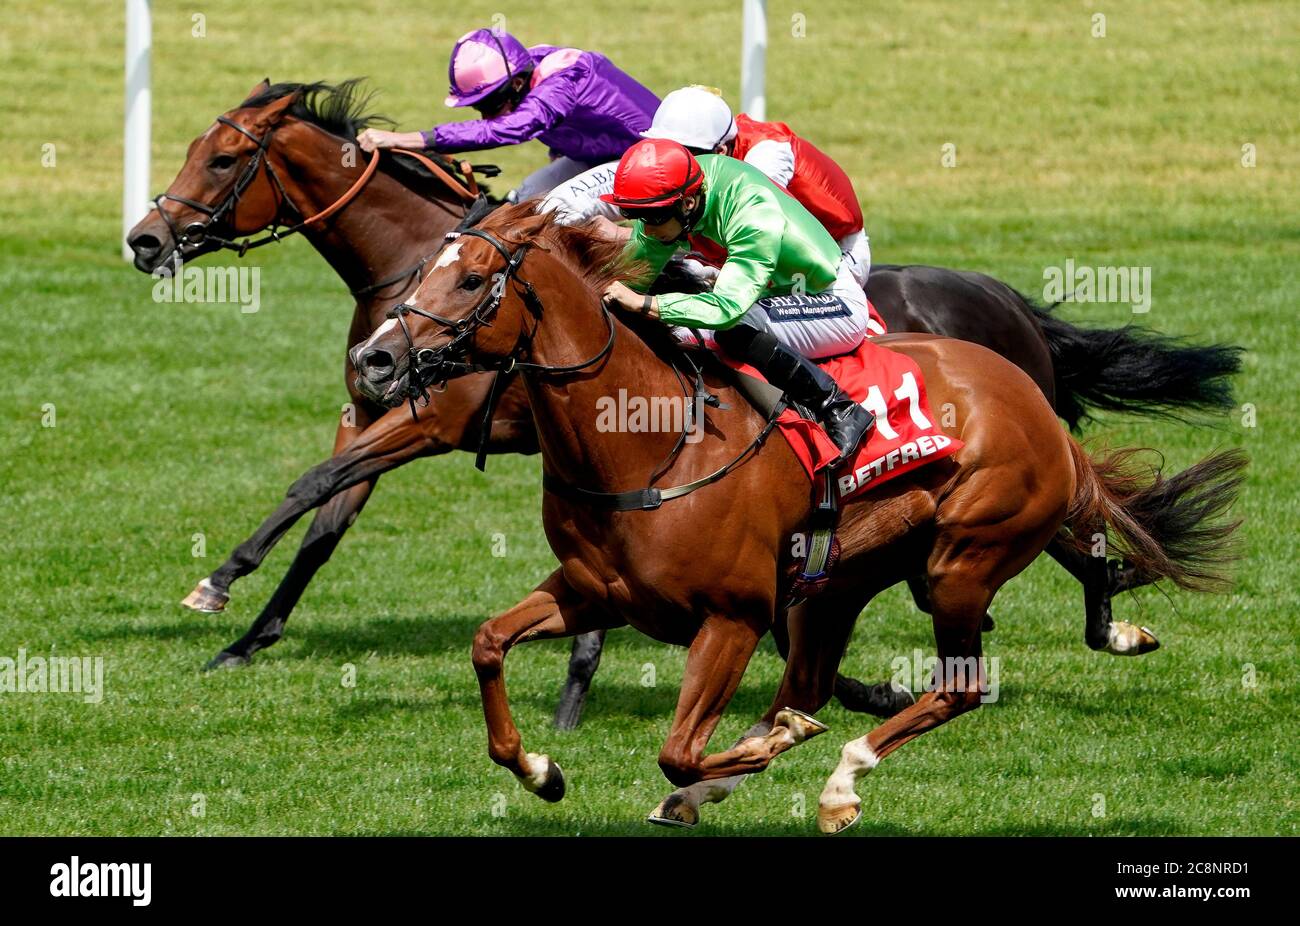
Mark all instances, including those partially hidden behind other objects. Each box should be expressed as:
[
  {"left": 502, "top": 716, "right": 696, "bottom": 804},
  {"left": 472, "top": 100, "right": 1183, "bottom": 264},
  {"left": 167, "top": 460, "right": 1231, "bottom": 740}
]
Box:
[{"left": 444, "top": 28, "right": 533, "bottom": 108}]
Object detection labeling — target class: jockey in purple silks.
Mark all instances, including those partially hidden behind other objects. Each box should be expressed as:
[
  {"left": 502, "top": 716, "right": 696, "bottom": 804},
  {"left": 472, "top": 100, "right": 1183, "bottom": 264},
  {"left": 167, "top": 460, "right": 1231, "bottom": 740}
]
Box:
[{"left": 358, "top": 28, "right": 660, "bottom": 203}]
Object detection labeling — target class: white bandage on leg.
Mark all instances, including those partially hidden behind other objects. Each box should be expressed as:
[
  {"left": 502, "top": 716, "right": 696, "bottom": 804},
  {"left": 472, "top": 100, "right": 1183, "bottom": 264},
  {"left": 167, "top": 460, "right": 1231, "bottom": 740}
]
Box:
[{"left": 819, "top": 737, "right": 879, "bottom": 810}]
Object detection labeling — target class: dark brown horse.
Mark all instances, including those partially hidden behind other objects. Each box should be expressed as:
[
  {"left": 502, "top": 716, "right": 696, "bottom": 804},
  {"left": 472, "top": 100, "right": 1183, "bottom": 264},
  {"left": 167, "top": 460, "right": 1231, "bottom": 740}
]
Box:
[
  {"left": 129, "top": 80, "right": 1241, "bottom": 726},
  {"left": 348, "top": 205, "right": 1245, "bottom": 831}
]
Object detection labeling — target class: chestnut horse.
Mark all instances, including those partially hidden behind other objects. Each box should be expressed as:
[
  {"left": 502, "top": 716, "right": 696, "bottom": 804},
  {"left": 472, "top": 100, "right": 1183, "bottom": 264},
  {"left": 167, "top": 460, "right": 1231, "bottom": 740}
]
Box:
[
  {"left": 349, "top": 205, "right": 1245, "bottom": 831},
  {"left": 130, "top": 81, "right": 1241, "bottom": 726}
]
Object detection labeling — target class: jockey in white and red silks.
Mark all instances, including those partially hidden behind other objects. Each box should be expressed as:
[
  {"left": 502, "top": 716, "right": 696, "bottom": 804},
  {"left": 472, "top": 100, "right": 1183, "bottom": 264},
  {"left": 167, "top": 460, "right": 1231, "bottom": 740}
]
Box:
[{"left": 544, "top": 85, "right": 873, "bottom": 292}]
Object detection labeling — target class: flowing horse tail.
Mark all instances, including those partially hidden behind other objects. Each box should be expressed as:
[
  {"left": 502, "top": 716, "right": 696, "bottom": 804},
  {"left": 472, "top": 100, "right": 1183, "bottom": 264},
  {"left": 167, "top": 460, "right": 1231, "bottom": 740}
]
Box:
[
  {"left": 1063, "top": 440, "right": 1248, "bottom": 592},
  {"left": 1026, "top": 299, "right": 1245, "bottom": 432}
]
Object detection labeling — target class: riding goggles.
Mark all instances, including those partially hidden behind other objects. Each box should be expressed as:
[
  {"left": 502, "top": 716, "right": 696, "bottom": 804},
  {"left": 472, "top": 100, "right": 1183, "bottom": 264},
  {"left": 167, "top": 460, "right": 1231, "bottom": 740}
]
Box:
[{"left": 618, "top": 203, "right": 682, "bottom": 226}]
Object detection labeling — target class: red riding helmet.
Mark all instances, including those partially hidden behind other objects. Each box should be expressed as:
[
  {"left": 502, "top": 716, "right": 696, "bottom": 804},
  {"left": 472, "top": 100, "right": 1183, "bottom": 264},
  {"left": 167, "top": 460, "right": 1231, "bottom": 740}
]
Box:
[{"left": 600, "top": 138, "right": 704, "bottom": 211}]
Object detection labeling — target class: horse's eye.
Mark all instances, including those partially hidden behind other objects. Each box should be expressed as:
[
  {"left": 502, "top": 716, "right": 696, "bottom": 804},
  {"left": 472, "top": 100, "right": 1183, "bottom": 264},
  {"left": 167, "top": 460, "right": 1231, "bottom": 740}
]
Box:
[
  {"left": 461, "top": 274, "right": 483, "bottom": 291},
  {"left": 208, "top": 154, "right": 237, "bottom": 171}
]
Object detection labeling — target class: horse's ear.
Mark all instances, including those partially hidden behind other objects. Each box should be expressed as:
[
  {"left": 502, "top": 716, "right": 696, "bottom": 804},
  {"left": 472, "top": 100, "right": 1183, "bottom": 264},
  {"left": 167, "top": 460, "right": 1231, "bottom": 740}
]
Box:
[
  {"left": 246, "top": 78, "right": 271, "bottom": 100},
  {"left": 511, "top": 212, "right": 553, "bottom": 250},
  {"left": 253, "top": 90, "right": 300, "bottom": 128}
]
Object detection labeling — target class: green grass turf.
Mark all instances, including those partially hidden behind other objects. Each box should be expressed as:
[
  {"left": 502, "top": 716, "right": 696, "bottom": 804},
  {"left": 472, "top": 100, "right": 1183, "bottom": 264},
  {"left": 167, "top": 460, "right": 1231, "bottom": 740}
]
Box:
[{"left": 0, "top": 0, "right": 1296, "bottom": 835}]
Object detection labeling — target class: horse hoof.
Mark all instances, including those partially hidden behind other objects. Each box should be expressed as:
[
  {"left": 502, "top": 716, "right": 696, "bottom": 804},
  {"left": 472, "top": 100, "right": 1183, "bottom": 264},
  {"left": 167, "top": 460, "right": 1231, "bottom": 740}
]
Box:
[
  {"left": 774, "top": 707, "right": 829, "bottom": 743},
  {"left": 519, "top": 754, "right": 566, "bottom": 803},
  {"left": 203, "top": 651, "right": 250, "bottom": 672},
  {"left": 834, "top": 678, "right": 915, "bottom": 718},
  {"left": 182, "top": 578, "right": 229, "bottom": 613},
  {"left": 647, "top": 793, "right": 698, "bottom": 828},
  {"left": 885, "top": 683, "right": 918, "bottom": 713},
  {"left": 817, "top": 801, "right": 862, "bottom": 835},
  {"left": 848, "top": 681, "right": 916, "bottom": 718},
  {"left": 1132, "top": 626, "right": 1160, "bottom": 655},
  {"left": 1102, "top": 622, "right": 1161, "bottom": 656},
  {"left": 535, "top": 760, "right": 566, "bottom": 803}
]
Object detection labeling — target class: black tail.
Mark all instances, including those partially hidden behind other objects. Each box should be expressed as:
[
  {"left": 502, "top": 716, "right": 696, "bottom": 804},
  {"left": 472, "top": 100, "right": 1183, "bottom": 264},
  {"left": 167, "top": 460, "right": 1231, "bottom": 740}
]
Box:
[
  {"left": 1028, "top": 301, "right": 1244, "bottom": 432},
  {"left": 1065, "top": 442, "right": 1248, "bottom": 592}
]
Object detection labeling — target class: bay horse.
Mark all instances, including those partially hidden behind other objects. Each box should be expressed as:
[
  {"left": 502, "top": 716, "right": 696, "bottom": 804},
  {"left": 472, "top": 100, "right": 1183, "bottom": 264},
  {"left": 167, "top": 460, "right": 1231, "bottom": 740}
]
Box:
[
  {"left": 349, "top": 204, "right": 1245, "bottom": 831},
  {"left": 127, "top": 79, "right": 535, "bottom": 652},
  {"left": 128, "top": 80, "right": 1242, "bottom": 727}
]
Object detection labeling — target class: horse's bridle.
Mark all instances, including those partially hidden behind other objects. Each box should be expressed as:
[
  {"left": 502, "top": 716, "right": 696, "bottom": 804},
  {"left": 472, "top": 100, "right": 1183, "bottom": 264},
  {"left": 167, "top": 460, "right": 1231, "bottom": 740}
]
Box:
[
  {"left": 150, "top": 113, "right": 483, "bottom": 269},
  {"left": 379, "top": 227, "right": 613, "bottom": 465},
  {"left": 381, "top": 227, "right": 781, "bottom": 505},
  {"left": 384, "top": 228, "right": 616, "bottom": 429},
  {"left": 152, "top": 115, "right": 308, "bottom": 262}
]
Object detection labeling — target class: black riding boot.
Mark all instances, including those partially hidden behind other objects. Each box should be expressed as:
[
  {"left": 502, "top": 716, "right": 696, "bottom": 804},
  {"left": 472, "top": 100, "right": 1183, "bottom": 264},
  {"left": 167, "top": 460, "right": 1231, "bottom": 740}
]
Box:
[
  {"left": 716, "top": 321, "right": 875, "bottom": 460},
  {"left": 773, "top": 346, "right": 876, "bottom": 459}
]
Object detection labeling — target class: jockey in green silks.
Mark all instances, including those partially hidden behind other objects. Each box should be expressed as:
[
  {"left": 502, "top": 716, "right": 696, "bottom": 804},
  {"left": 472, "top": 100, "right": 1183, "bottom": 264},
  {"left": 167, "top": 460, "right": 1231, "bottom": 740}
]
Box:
[{"left": 599, "top": 137, "right": 876, "bottom": 459}]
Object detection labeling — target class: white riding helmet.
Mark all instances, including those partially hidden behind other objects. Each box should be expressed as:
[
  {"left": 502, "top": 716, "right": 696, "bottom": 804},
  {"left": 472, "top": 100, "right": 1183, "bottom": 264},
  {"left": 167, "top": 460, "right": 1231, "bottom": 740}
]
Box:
[{"left": 641, "top": 85, "right": 738, "bottom": 151}]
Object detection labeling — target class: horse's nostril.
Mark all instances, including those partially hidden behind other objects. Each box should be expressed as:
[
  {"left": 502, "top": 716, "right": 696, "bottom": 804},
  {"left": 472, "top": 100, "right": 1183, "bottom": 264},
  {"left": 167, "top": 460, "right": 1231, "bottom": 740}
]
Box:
[
  {"left": 129, "top": 233, "right": 161, "bottom": 255},
  {"left": 361, "top": 348, "right": 395, "bottom": 378}
]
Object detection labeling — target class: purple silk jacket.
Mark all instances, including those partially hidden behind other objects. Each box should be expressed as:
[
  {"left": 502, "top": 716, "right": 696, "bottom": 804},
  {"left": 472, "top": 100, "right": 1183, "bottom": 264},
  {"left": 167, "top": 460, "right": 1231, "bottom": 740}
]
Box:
[{"left": 423, "top": 45, "right": 660, "bottom": 163}]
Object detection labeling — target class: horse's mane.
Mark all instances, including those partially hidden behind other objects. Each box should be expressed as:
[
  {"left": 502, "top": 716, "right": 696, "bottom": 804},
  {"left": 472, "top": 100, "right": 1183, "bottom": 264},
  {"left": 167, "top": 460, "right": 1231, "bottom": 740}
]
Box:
[
  {"left": 473, "top": 202, "right": 714, "bottom": 369},
  {"left": 475, "top": 201, "right": 645, "bottom": 294},
  {"left": 239, "top": 78, "right": 488, "bottom": 197}
]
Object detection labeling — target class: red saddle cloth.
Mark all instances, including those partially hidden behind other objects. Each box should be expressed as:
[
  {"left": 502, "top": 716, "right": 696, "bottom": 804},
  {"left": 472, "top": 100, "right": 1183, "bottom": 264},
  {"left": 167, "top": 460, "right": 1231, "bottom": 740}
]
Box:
[{"left": 726, "top": 332, "right": 965, "bottom": 501}]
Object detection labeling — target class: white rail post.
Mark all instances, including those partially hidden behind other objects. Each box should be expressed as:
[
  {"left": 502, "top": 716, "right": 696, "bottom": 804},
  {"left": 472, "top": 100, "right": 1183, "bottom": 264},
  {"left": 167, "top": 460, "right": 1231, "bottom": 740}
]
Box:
[
  {"left": 122, "top": 0, "right": 152, "bottom": 259},
  {"left": 740, "top": 0, "right": 767, "bottom": 120}
]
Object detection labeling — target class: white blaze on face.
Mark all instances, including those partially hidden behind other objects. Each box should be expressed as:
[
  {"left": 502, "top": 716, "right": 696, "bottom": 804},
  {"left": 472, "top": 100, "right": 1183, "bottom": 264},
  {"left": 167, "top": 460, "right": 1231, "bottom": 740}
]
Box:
[
  {"left": 433, "top": 240, "right": 464, "bottom": 269},
  {"left": 357, "top": 240, "right": 463, "bottom": 357},
  {"left": 360, "top": 316, "right": 401, "bottom": 354}
]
